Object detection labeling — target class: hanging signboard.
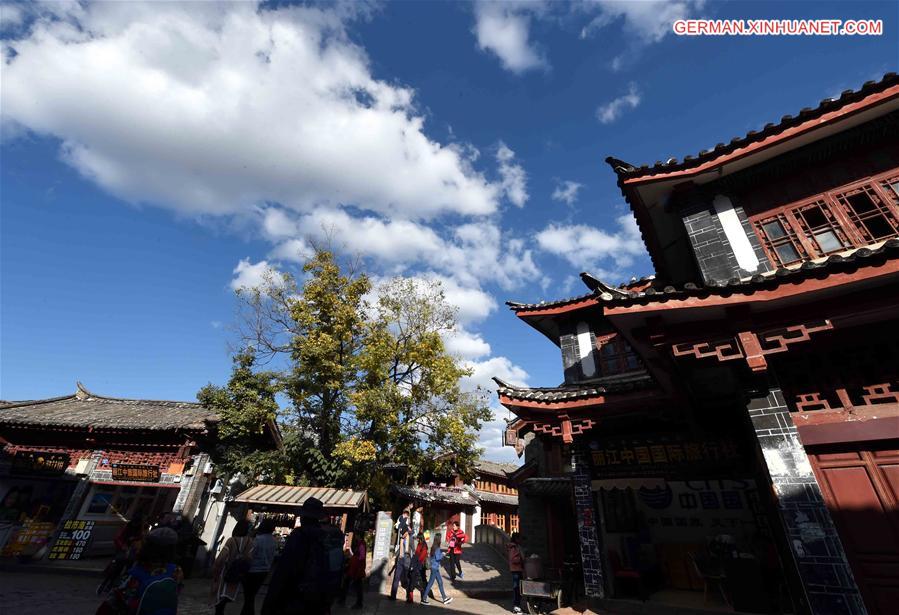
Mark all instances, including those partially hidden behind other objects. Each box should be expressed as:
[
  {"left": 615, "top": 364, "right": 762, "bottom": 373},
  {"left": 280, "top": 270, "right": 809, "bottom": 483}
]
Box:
[
  {"left": 589, "top": 435, "right": 745, "bottom": 479},
  {"left": 111, "top": 463, "right": 161, "bottom": 482},
  {"left": 11, "top": 451, "right": 69, "bottom": 476},
  {"left": 48, "top": 520, "right": 95, "bottom": 560}
]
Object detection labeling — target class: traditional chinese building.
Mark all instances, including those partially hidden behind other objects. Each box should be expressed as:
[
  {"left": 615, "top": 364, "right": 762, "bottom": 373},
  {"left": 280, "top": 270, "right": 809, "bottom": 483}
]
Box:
[
  {"left": 499, "top": 73, "right": 899, "bottom": 615},
  {"left": 472, "top": 460, "right": 520, "bottom": 535},
  {"left": 0, "top": 382, "right": 275, "bottom": 565},
  {"left": 388, "top": 458, "right": 520, "bottom": 541}
]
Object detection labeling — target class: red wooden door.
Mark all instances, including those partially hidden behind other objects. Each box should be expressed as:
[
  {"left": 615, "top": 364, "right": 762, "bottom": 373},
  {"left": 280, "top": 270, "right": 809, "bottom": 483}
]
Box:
[{"left": 808, "top": 442, "right": 899, "bottom": 615}]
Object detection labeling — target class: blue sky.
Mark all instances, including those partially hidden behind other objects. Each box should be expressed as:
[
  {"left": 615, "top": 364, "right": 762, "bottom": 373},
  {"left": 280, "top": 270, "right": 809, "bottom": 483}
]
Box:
[{"left": 1, "top": 1, "right": 897, "bottom": 461}]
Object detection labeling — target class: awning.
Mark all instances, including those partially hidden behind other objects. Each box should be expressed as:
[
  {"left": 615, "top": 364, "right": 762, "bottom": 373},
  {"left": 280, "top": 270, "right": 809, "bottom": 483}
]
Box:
[
  {"left": 520, "top": 477, "right": 571, "bottom": 498},
  {"left": 591, "top": 477, "right": 666, "bottom": 491},
  {"left": 234, "top": 485, "right": 367, "bottom": 510}
]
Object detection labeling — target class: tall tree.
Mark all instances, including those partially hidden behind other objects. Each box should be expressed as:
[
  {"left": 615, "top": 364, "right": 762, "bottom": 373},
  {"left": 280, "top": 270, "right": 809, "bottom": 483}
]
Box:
[
  {"left": 197, "top": 350, "right": 283, "bottom": 483},
  {"left": 222, "top": 248, "right": 491, "bottom": 490}
]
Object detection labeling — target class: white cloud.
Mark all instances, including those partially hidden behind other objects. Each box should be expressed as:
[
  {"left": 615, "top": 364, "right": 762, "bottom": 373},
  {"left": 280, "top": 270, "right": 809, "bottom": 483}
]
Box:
[
  {"left": 1, "top": 2, "right": 503, "bottom": 221},
  {"left": 435, "top": 275, "right": 498, "bottom": 325},
  {"left": 443, "top": 328, "right": 492, "bottom": 360},
  {"left": 462, "top": 356, "right": 529, "bottom": 393},
  {"left": 596, "top": 82, "right": 641, "bottom": 124},
  {"left": 463, "top": 355, "right": 530, "bottom": 462},
  {"left": 0, "top": 3, "right": 25, "bottom": 30},
  {"left": 262, "top": 205, "right": 543, "bottom": 293},
  {"left": 535, "top": 214, "right": 646, "bottom": 278},
  {"left": 552, "top": 180, "right": 583, "bottom": 205},
  {"left": 473, "top": 2, "right": 548, "bottom": 74},
  {"left": 580, "top": 0, "right": 703, "bottom": 43},
  {"left": 230, "top": 258, "right": 283, "bottom": 291},
  {"left": 478, "top": 412, "right": 523, "bottom": 463},
  {"left": 496, "top": 142, "right": 528, "bottom": 208}
]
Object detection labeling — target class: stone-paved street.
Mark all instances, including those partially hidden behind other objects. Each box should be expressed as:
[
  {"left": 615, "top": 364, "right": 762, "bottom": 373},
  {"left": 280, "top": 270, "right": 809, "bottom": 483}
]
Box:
[{"left": 0, "top": 545, "right": 516, "bottom": 615}]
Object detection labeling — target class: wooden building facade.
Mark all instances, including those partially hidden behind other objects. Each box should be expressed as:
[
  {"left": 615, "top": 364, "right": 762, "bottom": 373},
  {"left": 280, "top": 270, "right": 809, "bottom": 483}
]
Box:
[
  {"left": 0, "top": 382, "right": 275, "bottom": 565},
  {"left": 499, "top": 74, "right": 899, "bottom": 615}
]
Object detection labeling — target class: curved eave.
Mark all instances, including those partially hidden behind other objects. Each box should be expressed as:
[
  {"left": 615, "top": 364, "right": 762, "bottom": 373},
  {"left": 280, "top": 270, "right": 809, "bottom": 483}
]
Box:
[
  {"left": 507, "top": 296, "right": 602, "bottom": 344},
  {"left": 497, "top": 388, "right": 661, "bottom": 413},
  {"left": 608, "top": 75, "right": 899, "bottom": 185},
  {"left": 603, "top": 246, "right": 899, "bottom": 317}
]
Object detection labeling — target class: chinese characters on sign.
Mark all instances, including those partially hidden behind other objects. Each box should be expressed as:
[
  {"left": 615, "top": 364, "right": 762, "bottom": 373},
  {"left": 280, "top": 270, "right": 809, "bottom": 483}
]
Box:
[
  {"left": 590, "top": 437, "right": 742, "bottom": 478},
  {"left": 11, "top": 451, "right": 69, "bottom": 475},
  {"left": 111, "top": 463, "right": 161, "bottom": 482},
  {"left": 48, "top": 520, "right": 95, "bottom": 560}
]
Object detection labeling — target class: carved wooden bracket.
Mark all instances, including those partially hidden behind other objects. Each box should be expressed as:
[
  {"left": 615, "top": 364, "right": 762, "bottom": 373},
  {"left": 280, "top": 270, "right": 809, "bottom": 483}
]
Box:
[
  {"left": 671, "top": 319, "right": 834, "bottom": 373},
  {"left": 531, "top": 417, "right": 596, "bottom": 444},
  {"left": 757, "top": 320, "right": 834, "bottom": 354}
]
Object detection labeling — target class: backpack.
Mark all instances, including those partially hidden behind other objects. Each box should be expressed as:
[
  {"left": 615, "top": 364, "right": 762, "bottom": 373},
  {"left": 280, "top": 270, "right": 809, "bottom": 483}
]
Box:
[
  {"left": 124, "top": 563, "right": 178, "bottom": 615},
  {"left": 223, "top": 537, "right": 252, "bottom": 583},
  {"left": 297, "top": 524, "right": 345, "bottom": 598}
]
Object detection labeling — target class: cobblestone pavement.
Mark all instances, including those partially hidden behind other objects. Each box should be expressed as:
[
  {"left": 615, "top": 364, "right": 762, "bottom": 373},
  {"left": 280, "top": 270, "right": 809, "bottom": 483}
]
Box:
[{"left": 0, "top": 570, "right": 515, "bottom": 615}]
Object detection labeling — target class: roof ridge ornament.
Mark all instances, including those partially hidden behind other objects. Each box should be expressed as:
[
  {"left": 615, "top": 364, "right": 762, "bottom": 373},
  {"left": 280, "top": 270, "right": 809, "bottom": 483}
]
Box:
[
  {"left": 579, "top": 272, "right": 630, "bottom": 298},
  {"left": 75, "top": 381, "right": 93, "bottom": 400}
]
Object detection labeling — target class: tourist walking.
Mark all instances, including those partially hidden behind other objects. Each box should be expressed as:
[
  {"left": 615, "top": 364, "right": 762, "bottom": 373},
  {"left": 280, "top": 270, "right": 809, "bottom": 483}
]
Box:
[
  {"left": 444, "top": 521, "right": 466, "bottom": 581},
  {"left": 96, "top": 527, "right": 183, "bottom": 615},
  {"left": 389, "top": 524, "right": 413, "bottom": 601},
  {"left": 211, "top": 520, "right": 254, "bottom": 615},
  {"left": 338, "top": 533, "right": 367, "bottom": 609},
  {"left": 408, "top": 532, "right": 429, "bottom": 602},
  {"left": 242, "top": 519, "right": 276, "bottom": 615},
  {"left": 421, "top": 533, "right": 453, "bottom": 605},
  {"left": 262, "top": 497, "right": 336, "bottom": 615},
  {"left": 507, "top": 532, "right": 525, "bottom": 614}
]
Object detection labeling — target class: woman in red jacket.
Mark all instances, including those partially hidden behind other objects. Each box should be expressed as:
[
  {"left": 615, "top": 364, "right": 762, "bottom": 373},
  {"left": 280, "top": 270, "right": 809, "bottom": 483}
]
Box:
[{"left": 444, "top": 521, "right": 466, "bottom": 581}]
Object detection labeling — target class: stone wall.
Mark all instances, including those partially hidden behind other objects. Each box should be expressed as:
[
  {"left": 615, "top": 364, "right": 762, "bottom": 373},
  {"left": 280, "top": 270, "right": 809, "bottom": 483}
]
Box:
[
  {"left": 746, "top": 387, "right": 866, "bottom": 615},
  {"left": 573, "top": 448, "right": 604, "bottom": 598},
  {"left": 682, "top": 200, "right": 771, "bottom": 284}
]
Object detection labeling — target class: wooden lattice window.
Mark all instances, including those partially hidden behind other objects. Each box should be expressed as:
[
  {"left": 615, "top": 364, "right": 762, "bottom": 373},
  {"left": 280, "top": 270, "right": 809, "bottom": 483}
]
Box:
[
  {"left": 793, "top": 201, "right": 851, "bottom": 255},
  {"left": 834, "top": 184, "right": 899, "bottom": 242},
  {"left": 755, "top": 214, "right": 805, "bottom": 266},
  {"left": 752, "top": 168, "right": 899, "bottom": 267},
  {"left": 597, "top": 334, "right": 641, "bottom": 375},
  {"left": 882, "top": 174, "right": 899, "bottom": 203},
  {"left": 510, "top": 514, "right": 520, "bottom": 534}
]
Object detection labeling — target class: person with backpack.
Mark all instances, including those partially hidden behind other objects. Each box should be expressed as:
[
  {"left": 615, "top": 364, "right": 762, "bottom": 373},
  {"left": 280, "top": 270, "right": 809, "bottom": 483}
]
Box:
[
  {"left": 211, "top": 520, "right": 254, "bottom": 614},
  {"left": 507, "top": 532, "right": 525, "bottom": 614},
  {"left": 262, "top": 497, "right": 340, "bottom": 615},
  {"left": 388, "top": 525, "right": 413, "bottom": 601},
  {"left": 407, "top": 532, "right": 429, "bottom": 603},
  {"left": 444, "top": 521, "right": 466, "bottom": 581},
  {"left": 242, "top": 519, "right": 277, "bottom": 615},
  {"left": 421, "top": 533, "right": 452, "bottom": 606},
  {"left": 98, "top": 512, "right": 148, "bottom": 595},
  {"left": 96, "top": 527, "right": 182, "bottom": 615}
]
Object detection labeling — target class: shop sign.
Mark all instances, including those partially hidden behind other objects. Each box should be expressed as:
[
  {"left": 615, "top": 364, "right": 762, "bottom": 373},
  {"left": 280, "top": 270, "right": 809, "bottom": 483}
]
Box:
[
  {"left": 111, "top": 463, "right": 161, "bottom": 482},
  {"left": 11, "top": 451, "right": 69, "bottom": 475},
  {"left": 48, "top": 520, "right": 95, "bottom": 560},
  {"left": 589, "top": 436, "right": 743, "bottom": 478}
]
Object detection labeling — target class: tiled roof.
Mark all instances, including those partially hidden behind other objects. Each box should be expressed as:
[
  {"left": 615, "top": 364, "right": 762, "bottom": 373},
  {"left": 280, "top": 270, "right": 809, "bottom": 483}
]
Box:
[
  {"left": 494, "top": 372, "right": 654, "bottom": 403},
  {"left": 474, "top": 490, "right": 518, "bottom": 506},
  {"left": 234, "top": 484, "right": 366, "bottom": 509},
  {"left": 0, "top": 382, "right": 217, "bottom": 432},
  {"left": 507, "top": 291, "right": 595, "bottom": 313},
  {"left": 508, "top": 239, "right": 899, "bottom": 312},
  {"left": 474, "top": 459, "right": 520, "bottom": 477},
  {"left": 391, "top": 484, "right": 480, "bottom": 507},
  {"left": 607, "top": 72, "right": 898, "bottom": 181}
]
